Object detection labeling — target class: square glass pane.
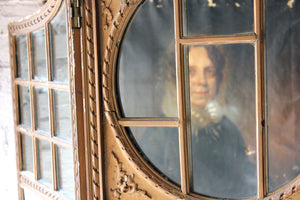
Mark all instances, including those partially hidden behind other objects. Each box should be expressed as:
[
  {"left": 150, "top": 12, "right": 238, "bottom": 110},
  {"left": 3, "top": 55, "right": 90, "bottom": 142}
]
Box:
[
  {"left": 20, "top": 133, "right": 33, "bottom": 173},
  {"left": 266, "top": 0, "right": 300, "bottom": 192},
  {"left": 15, "top": 34, "right": 28, "bottom": 79},
  {"left": 56, "top": 145, "right": 74, "bottom": 199},
  {"left": 185, "top": 44, "right": 256, "bottom": 198},
  {"left": 37, "top": 139, "right": 52, "bottom": 186},
  {"left": 127, "top": 127, "right": 180, "bottom": 185},
  {"left": 18, "top": 85, "right": 31, "bottom": 128},
  {"left": 50, "top": 3, "right": 68, "bottom": 83},
  {"left": 34, "top": 87, "right": 49, "bottom": 133},
  {"left": 118, "top": 0, "right": 177, "bottom": 117},
  {"left": 23, "top": 187, "right": 42, "bottom": 200},
  {"left": 182, "top": 0, "right": 253, "bottom": 36},
  {"left": 53, "top": 90, "right": 71, "bottom": 140},
  {"left": 31, "top": 28, "right": 47, "bottom": 81}
]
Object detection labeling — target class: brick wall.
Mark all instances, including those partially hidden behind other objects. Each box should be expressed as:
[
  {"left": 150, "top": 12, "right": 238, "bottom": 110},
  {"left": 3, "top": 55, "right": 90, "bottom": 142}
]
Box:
[{"left": 0, "top": 1, "right": 45, "bottom": 199}]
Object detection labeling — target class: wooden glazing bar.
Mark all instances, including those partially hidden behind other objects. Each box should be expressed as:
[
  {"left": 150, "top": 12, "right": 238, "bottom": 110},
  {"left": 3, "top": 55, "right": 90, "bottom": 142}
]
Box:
[
  {"left": 118, "top": 118, "right": 179, "bottom": 127},
  {"left": 179, "top": 33, "right": 257, "bottom": 45},
  {"left": 14, "top": 79, "right": 69, "bottom": 90},
  {"left": 16, "top": 126, "right": 72, "bottom": 149},
  {"left": 254, "top": 0, "right": 267, "bottom": 198},
  {"left": 174, "top": 0, "right": 190, "bottom": 194},
  {"left": 51, "top": 142, "right": 58, "bottom": 190},
  {"left": 45, "top": 23, "right": 52, "bottom": 82}
]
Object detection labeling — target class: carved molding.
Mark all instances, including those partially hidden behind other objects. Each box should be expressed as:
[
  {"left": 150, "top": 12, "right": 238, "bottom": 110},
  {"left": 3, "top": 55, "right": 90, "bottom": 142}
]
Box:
[
  {"left": 111, "top": 151, "right": 151, "bottom": 199},
  {"left": 66, "top": 0, "right": 81, "bottom": 199},
  {"left": 100, "top": 0, "right": 113, "bottom": 31},
  {"left": 20, "top": 174, "right": 67, "bottom": 200},
  {"left": 8, "top": 0, "right": 61, "bottom": 34},
  {"left": 84, "top": 1, "right": 101, "bottom": 200}
]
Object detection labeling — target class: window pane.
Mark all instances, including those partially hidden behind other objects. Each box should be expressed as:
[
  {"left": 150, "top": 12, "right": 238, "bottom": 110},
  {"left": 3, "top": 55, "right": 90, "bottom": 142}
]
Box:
[
  {"left": 185, "top": 44, "right": 256, "bottom": 198},
  {"left": 20, "top": 133, "right": 33, "bottom": 173},
  {"left": 23, "top": 187, "right": 41, "bottom": 200},
  {"left": 37, "top": 139, "right": 52, "bottom": 187},
  {"left": 50, "top": 2, "right": 68, "bottom": 83},
  {"left": 266, "top": 0, "right": 300, "bottom": 192},
  {"left": 182, "top": 0, "right": 253, "bottom": 36},
  {"left": 15, "top": 34, "right": 28, "bottom": 79},
  {"left": 31, "top": 28, "right": 47, "bottom": 81},
  {"left": 34, "top": 87, "right": 49, "bottom": 133},
  {"left": 118, "top": 0, "right": 177, "bottom": 117},
  {"left": 127, "top": 127, "right": 180, "bottom": 185},
  {"left": 18, "top": 85, "right": 31, "bottom": 128},
  {"left": 53, "top": 90, "right": 71, "bottom": 140},
  {"left": 56, "top": 145, "right": 74, "bottom": 199}
]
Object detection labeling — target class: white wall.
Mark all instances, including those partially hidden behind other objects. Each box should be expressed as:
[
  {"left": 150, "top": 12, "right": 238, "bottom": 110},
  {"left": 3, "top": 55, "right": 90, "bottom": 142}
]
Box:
[{"left": 0, "top": 1, "right": 45, "bottom": 199}]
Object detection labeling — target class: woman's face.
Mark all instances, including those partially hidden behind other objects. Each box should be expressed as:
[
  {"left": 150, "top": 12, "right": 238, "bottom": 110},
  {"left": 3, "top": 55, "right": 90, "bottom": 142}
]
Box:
[{"left": 189, "top": 46, "right": 218, "bottom": 109}]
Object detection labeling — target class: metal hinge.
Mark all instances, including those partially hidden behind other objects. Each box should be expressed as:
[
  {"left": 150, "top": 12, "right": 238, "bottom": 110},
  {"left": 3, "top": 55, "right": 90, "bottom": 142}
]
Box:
[{"left": 71, "top": 0, "right": 81, "bottom": 29}]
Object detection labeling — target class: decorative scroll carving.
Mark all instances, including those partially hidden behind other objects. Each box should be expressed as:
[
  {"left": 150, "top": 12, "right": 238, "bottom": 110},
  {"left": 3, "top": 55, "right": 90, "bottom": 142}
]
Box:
[
  {"left": 111, "top": 151, "right": 151, "bottom": 199},
  {"left": 101, "top": 0, "right": 113, "bottom": 31},
  {"left": 85, "top": 1, "right": 101, "bottom": 200},
  {"left": 9, "top": 0, "right": 60, "bottom": 34},
  {"left": 20, "top": 175, "right": 66, "bottom": 199}
]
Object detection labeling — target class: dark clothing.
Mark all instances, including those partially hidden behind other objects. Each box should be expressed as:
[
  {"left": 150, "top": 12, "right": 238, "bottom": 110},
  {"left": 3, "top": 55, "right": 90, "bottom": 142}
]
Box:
[{"left": 137, "top": 116, "right": 256, "bottom": 198}]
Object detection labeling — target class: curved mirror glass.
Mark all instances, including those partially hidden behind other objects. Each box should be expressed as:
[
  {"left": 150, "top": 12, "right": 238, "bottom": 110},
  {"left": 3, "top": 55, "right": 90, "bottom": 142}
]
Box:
[
  {"left": 266, "top": 0, "right": 300, "bottom": 192},
  {"left": 128, "top": 127, "right": 180, "bottom": 184},
  {"left": 118, "top": 0, "right": 177, "bottom": 117}
]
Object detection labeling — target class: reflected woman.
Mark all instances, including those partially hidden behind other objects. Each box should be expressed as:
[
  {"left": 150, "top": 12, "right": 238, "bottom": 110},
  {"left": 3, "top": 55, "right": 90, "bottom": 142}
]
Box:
[{"left": 137, "top": 45, "right": 256, "bottom": 198}]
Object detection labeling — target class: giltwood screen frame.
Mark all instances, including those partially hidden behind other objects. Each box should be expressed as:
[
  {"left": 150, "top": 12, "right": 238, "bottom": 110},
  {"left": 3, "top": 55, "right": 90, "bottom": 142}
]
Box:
[
  {"left": 8, "top": 0, "right": 300, "bottom": 199},
  {"left": 99, "top": 0, "right": 300, "bottom": 199},
  {"left": 8, "top": 0, "right": 86, "bottom": 199}
]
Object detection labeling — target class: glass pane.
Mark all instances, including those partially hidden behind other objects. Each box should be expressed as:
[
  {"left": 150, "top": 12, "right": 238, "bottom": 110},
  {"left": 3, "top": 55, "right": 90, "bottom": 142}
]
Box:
[
  {"left": 31, "top": 28, "right": 47, "bottom": 81},
  {"left": 56, "top": 145, "right": 74, "bottom": 199},
  {"left": 128, "top": 127, "right": 180, "bottom": 185},
  {"left": 266, "top": 0, "right": 300, "bottom": 192},
  {"left": 37, "top": 139, "right": 52, "bottom": 186},
  {"left": 34, "top": 87, "right": 49, "bottom": 133},
  {"left": 15, "top": 34, "right": 28, "bottom": 79},
  {"left": 18, "top": 85, "right": 31, "bottom": 128},
  {"left": 53, "top": 90, "right": 71, "bottom": 140},
  {"left": 23, "top": 187, "right": 42, "bottom": 200},
  {"left": 186, "top": 44, "right": 256, "bottom": 198},
  {"left": 182, "top": 0, "right": 253, "bottom": 36},
  {"left": 50, "top": 2, "right": 68, "bottom": 83},
  {"left": 20, "top": 133, "right": 33, "bottom": 173},
  {"left": 118, "top": 0, "right": 177, "bottom": 117}
]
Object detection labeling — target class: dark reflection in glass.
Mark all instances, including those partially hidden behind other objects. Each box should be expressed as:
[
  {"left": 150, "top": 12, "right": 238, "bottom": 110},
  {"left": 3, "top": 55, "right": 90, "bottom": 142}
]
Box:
[
  {"left": 182, "top": 0, "right": 253, "bottom": 36},
  {"left": 21, "top": 133, "right": 33, "bottom": 173},
  {"left": 18, "top": 85, "right": 31, "bottom": 128},
  {"left": 15, "top": 34, "right": 28, "bottom": 79},
  {"left": 186, "top": 44, "right": 256, "bottom": 198},
  {"left": 50, "top": 2, "right": 68, "bottom": 83},
  {"left": 118, "top": 0, "right": 177, "bottom": 117},
  {"left": 266, "top": 0, "right": 300, "bottom": 192},
  {"left": 53, "top": 90, "right": 71, "bottom": 140},
  {"left": 31, "top": 28, "right": 47, "bottom": 81},
  {"left": 34, "top": 87, "right": 49, "bottom": 133},
  {"left": 56, "top": 145, "right": 74, "bottom": 199},
  {"left": 128, "top": 127, "right": 180, "bottom": 185},
  {"left": 37, "top": 139, "right": 52, "bottom": 186}
]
